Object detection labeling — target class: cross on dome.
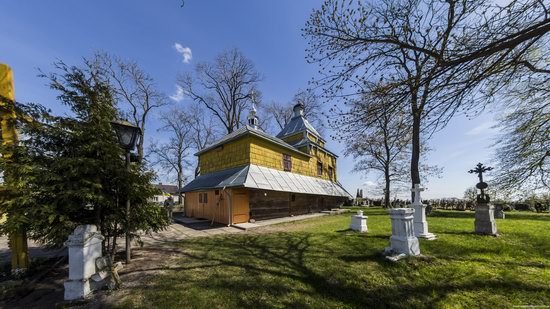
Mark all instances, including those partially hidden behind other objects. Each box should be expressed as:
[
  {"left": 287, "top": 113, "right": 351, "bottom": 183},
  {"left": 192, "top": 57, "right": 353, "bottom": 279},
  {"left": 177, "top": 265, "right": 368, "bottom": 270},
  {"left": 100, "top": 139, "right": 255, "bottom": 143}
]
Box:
[{"left": 247, "top": 92, "right": 259, "bottom": 129}]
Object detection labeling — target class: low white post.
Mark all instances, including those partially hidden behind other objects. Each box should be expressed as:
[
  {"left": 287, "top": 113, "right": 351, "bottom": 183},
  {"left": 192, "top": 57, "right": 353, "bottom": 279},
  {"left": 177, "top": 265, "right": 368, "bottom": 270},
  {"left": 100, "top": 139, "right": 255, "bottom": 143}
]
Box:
[
  {"left": 64, "top": 225, "right": 104, "bottom": 301},
  {"left": 410, "top": 184, "right": 437, "bottom": 240},
  {"left": 385, "top": 208, "right": 420, "bottom": 257},
  {"left": 350, "top": 210, "right": 368, "bottom": 233}
]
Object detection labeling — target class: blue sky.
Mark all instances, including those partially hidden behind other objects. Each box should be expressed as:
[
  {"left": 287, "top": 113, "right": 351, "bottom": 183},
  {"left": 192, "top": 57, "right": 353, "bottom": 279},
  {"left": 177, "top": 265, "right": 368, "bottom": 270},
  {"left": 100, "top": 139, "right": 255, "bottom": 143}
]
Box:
[{"left": 0, "top": 0, "right": 499, "bottom": 199}]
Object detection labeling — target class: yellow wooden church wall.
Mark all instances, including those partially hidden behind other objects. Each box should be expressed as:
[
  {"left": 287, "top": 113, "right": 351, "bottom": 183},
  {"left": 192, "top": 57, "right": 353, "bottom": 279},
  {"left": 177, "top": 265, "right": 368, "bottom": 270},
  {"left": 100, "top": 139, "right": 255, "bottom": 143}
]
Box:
[
  {"left": 280, "top": 131, "right": 326, "bottom": 148},
  {"left": 198, "top": 134, "right": 338, "bottom": 181},
  {"left": 280, "top": 132, "right": 304, "bottom": 144},
  {"left": 307, "top": 132, "right": 325, "bottom": 147},
  {"left": 199, "top": 136, "right": 252, "bottom": 175},
  {"left": 249, "top": 136, "right": 310, "bottom": 174},
  {"left": 250, "top": 136, "right": 337, "bottom": 181}
]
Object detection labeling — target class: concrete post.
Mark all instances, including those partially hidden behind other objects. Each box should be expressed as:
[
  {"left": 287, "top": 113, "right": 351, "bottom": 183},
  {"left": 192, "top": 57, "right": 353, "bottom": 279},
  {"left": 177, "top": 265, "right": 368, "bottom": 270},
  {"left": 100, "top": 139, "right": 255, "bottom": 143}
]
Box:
[
  {"left": 349, "top": 210, "right": 368, "bottom": 233},
  {"left": 494, "top": 204, "right": 505, "bottom": 219},
  {"left": 64, "top": 225, "right": 104, "bottom": 300},
  {"left": 385, "top": 208, "right": 420, "bottom": 256},
  {"left": 475, "top": 203, "right": 498, "bottom": 235},
  {"left": 411, "top": 184, "right": 437, "bottom": 240}
]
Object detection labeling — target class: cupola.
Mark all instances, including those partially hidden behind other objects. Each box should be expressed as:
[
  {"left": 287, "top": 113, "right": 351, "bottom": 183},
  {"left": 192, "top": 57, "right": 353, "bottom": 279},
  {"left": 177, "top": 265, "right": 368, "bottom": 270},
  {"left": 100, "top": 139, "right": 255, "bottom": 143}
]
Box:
[
  {"left": 293, "top": 103, "right": 305, "bottom": 118},
  {"left": 248, "top": 102, "right": 259, "bottom": 129}
]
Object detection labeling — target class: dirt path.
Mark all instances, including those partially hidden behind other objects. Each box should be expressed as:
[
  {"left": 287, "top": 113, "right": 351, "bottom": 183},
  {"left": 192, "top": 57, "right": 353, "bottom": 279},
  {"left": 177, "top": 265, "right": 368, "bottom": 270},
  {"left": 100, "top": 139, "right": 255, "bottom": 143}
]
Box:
[{"left": 1, "top": 214, "right": 332, "bottom": 308}]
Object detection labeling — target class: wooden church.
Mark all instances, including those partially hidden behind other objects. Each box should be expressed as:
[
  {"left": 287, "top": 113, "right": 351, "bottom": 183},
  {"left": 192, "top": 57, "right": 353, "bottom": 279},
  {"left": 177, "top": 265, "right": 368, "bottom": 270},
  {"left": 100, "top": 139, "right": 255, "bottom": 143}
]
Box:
[{"left": 181, "top": 103, "right": 351, "bottom": 225}]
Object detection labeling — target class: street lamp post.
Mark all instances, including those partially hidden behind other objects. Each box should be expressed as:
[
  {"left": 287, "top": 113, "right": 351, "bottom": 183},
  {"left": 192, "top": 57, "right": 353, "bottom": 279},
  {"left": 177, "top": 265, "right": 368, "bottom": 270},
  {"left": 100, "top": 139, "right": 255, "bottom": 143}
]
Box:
[{"left": 110, "top": 119, "right": 141, "bottom": 264}]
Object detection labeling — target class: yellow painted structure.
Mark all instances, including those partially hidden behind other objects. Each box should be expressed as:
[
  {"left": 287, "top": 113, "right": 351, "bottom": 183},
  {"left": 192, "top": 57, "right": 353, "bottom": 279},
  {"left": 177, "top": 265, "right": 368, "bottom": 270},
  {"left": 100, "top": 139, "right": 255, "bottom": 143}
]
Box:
[
  {"left": 199, "top": 134, "right": 337, "bottom": 181},
  {"left": 184, "top": 104, "right": 347, "bottom": 225},
  {"left": 200, "top": 136, "right": 251, "bottom": 175},
  {"left": 0, "top": 64, "right": 30, "bottom": 271}
]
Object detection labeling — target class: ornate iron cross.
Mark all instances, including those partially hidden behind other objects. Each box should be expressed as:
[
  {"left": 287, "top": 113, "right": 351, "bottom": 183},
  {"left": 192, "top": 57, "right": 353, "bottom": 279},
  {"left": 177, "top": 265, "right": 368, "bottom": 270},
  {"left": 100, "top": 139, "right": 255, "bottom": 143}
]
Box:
[{"left": 468, "top": 163, "right": 493, "bottom": 203}]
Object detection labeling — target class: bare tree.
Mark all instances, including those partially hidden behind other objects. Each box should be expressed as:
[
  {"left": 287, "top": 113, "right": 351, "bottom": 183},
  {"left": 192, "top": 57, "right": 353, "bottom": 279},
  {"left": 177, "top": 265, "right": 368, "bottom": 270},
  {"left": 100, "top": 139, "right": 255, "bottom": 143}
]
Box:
[
  {"left": 186, "top": 103, "right": 219, "bottom": 176},
  {"left": 178, "top": 49, "right": 262, "bottom": 134},
  {"left": 292, "top": 89, "right": 325, "bottom": 133},
  {"left": 492, "top": 62, "right": 549, "bottom": 192},
  {"left": 264, "top": 89, "right": 325, "bottom": 134},
  {"left": 463, "top": 186, "right": 478, "bottom": 204},
  {"left": 344, "top": 94, "right": 411, "bottom": 208},
  {"left": 95, "top": 53, "right": 168, "bottom": 162},
  {"left": 304, "top": 0, "right": 547, "bottom": 194},
  {"left": 149, "top": 108, "right": 193, "bottom": 201},
  {"left": 264, "top": 100, "right": 292, "bottom": 131}
]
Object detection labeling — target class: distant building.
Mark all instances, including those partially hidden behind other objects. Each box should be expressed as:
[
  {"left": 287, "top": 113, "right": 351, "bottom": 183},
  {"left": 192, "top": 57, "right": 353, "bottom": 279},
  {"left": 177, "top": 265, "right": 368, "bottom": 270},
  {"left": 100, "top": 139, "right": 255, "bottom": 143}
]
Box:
[
  {"left": 354, "top": 189, "right": 370, "bottom": 206},
  {"left": 182, "top": 103, "right": 351, "bottom": 224},
  {"left": 151, "top": 183, "right": 181, "bottom": 205}
]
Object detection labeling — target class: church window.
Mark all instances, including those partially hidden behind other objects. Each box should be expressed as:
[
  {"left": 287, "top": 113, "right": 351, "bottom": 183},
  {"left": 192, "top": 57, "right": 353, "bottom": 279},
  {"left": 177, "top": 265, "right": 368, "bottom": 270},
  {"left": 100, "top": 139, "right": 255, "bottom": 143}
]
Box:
[{"left": 283, "top": 154, "right": 292, "bottom": 171}]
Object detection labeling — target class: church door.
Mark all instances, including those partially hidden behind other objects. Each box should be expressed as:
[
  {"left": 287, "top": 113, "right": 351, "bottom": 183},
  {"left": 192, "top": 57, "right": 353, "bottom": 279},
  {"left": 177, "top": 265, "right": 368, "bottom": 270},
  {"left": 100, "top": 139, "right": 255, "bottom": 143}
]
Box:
[{"left": 232, "top": 189, "right": 250, "bottom": 224}]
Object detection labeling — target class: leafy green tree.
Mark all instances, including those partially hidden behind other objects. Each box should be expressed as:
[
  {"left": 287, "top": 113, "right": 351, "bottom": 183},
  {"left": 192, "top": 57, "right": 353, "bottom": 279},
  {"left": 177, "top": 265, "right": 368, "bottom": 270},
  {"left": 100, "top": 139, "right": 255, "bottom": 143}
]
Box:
[{"left": 0, "top": 58, "right": 169, "bottom": 259}]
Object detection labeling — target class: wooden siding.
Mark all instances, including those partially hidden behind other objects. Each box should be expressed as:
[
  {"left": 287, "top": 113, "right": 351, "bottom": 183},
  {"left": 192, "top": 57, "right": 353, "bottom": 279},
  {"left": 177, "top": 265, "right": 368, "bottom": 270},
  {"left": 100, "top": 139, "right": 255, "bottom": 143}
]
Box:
[
  {"left": 184, "top": 189, "right": 250, "bottom": 225},
  {"left": 199, "top": 136, "right": 251, "bottom": 175},
  {"left": 306, "top": 132, "right": 325, "bottom": 147},
  {"left": 198, "top": 133, "right": 338, "bottom": 181},
  {"left": 249, "top": 190, "right": 291, "bottom": 220},
  {"left": 185, "top": 190, "right": 229, "bottom": 225},
  {"left": 280, "top": 132, "right": 305, "bottom": 144},
  {"left": 249, "top": 189, "right": 346, "bottom": 221},
  {"left": 250, "top": 136, "right": 311, "bottom": 174}
]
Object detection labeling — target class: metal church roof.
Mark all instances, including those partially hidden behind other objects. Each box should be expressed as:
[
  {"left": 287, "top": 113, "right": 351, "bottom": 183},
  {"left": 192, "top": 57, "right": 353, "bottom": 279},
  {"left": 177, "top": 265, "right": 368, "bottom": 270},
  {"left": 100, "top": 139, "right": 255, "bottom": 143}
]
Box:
[
  {"left": 276, "top": 115, "right": 322, "bottom": 140},
  {"left": 181, "top": 164, "right": 352, "bottom": 198}
]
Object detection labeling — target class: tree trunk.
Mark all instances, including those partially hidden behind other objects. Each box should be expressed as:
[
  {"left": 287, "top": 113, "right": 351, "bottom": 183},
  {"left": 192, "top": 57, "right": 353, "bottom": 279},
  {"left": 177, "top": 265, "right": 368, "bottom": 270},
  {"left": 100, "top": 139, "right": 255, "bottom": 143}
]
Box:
[
  {"left": 137, "top": 123, "right": 145, "bottom": 163},
  {"left": 384, "top": 172, "right": 391, "bottom": 208},
  {"left": 177, "top": 170, "right": 183, "bottom": 205},
  {"left": 110, "top": 223, "right": 118, "bottom": 264},
  {"left": 411, "top": 112, "right": 421, "bottom": 201}
]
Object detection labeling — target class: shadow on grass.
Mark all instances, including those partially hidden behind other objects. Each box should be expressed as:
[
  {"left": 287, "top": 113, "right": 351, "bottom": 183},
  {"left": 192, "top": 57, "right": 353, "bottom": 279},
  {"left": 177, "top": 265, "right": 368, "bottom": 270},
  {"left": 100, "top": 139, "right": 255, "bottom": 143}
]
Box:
[
  {"left": 438, "top": 231, "right": 477, "bottom": 236},
  {"left": 339, "top": 253, "right": 387, "bottom": 263},
  {"left": 504, "top": 212, "right": 550, "bottom": 222},
  {"left": 430, "top": 211, "right": 474, "bottom": 219},
  {"left": 431, "top": 210, "right": 550, "bottom": 222},
  {"left": 336, "top": 228, "right": 352, "bottom": 233},
  {"left": 110, "top": 232, "right": 550, "bottom": 308},
  {"left": 436, "top": 255, "right": 546, "bottom": 269}
]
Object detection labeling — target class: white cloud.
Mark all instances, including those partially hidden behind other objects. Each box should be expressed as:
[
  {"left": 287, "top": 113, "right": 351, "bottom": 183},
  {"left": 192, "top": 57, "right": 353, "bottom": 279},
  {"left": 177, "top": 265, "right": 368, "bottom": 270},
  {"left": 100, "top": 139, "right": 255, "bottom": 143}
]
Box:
[
  {"left": 466, "top": 121, "right": 496, "bottom": 136},
  {"left": 363, "top": 181, "right": 377, "bottom": 187},
  {"left": 170, "top": 85, "right": 185, "bottom": 102},
  {"left": 173, "top": 42, "right": 192, "bottom": 64}
]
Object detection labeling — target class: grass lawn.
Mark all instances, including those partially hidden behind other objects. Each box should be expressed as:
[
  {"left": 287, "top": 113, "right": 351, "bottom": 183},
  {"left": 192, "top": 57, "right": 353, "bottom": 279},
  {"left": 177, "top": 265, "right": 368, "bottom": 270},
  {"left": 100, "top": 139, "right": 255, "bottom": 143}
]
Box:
[{"left": 116, "top": 208, "right": 550, "bottom": 308}]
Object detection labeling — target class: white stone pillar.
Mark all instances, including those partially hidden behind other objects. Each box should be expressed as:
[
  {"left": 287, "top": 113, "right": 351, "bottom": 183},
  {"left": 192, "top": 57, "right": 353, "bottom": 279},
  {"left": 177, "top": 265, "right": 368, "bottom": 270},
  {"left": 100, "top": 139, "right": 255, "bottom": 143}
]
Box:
[
  {"left": 349, "top": 210, "right": 368, "bottom": 233},
  {"left": 64, "top": 225, "right": 104, "bottom": 301},
  {"left": 385, "top": 208, "right": 420, "bottom": 256},
  {"left": 475, "top": 203, "right": 498, "bottom": 235},
  {"left": 410, "top": 184, "right": 437, "bottom": 240},
  {"left": 494, "top": 204, "right": 505, "bottom": 219}
]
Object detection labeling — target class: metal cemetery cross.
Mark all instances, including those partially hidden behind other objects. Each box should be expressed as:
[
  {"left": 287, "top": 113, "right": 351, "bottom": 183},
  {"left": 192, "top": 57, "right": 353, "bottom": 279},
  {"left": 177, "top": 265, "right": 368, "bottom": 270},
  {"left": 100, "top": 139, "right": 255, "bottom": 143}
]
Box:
[{"left": 468, "top": 163, "right": 493, "bottom": 203}]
